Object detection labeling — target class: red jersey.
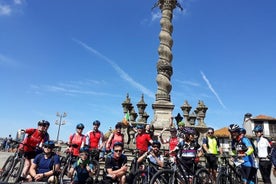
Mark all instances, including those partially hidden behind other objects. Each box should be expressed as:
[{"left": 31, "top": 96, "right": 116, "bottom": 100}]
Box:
[
  {"left": 110, "top": 133, "right": 124, "bottom": 150},
  {"left": 20, "top": 128, "right": 45, "bottom": 152},
  {"left": 69, "top": 133, "right": 86, "bottom": 156},
  {"left": 136, "top": 133, "right": 152, "bottom": 152},
  {"left": 169, "top": 137, "right": 179, "bottom": 156},
  {"left": 87, "top": 130, "right": 103, "bottom": 149}
]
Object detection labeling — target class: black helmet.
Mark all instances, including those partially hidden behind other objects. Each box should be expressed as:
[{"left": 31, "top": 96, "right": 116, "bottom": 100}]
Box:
[
  {"left": 115, "top": 122, "right": 122, "bottom": 129},
  {"left": 76, "top": 123, "right": 85, "bottom": 129},
  {"left": 38, "top": 120, "right": 47, "bottom": 126},
  {"left": 136, "top": 124, "right": 144, "bottom": 129},
  {"left": 152, "top": 140, "right": 161, "bottom": 148},
  {"left": 228, "top": 124, "right": 240, "bottom": 132},
  {"left": 43, "top": 140, "right": 55, "bottom": 149},
  {"left": 240, "top": 128, "right": 246, "bottom": 134},
  {"left": 93, "top": 120, "right": 101, "bottom": 126},
  {"left": 183, "top": 127, "right": 196, "bottom": 135}
]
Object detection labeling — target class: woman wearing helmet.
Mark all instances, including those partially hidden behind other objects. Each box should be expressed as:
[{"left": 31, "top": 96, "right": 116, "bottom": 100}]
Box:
[
  {"left": 137, "top": 140, "right": 164, "bottom": 168},
  {"left": 26, "top": 140, "right": 60, "bottom": 183},
  {"left": 172, "top": 127, "right": 202, "bottom": 182},
  {"left": 254, "top": 125, "right": 272, "bottom": 184},
  {"left": 68, "top": 145, "right": 96, "bottom": 184},
  {"left": 106, "top": 122, "right": 124, "bottom": 153},
  {"left": 67, "top": 123, "right": 86, "bottom": 157}
]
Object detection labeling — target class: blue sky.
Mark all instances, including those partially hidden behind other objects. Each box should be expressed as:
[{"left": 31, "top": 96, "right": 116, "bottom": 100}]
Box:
[{"left": 1, "top": 0, "right": 276, "bottom": 141}]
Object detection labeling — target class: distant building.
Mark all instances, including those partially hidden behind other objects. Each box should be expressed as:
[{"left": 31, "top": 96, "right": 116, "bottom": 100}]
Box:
[
  {"left": 243, "top": 113, "right": 276, "bottom": 138},
  {"left": 213, "top": 127, "right": 231, "bottom": 153}
]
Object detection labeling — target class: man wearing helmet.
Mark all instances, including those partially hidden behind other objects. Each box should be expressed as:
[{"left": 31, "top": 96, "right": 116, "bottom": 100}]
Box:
[
  {"left": 85, "top": 120, "right": 105, "bottom": 155},
  {"left": 202, "top": 127, "right": 222, "bottom": 181},
  {"left": 68, "top": 123, "right": 86, "bottom": 157},
  {"left": 229, "top": 123, "right": 257, "bottom": 184},
  {"left": 26, "top": 141, "right": 60, "bottom": 183},
  {"left": 253, "top": 125, "right": 272, "bottom": 184},
  {"left": 135, "top": 124, "right": 153, "bottom": 156},
  {"left": 68, "top": 146, "right": 96, "bottom": 184}
]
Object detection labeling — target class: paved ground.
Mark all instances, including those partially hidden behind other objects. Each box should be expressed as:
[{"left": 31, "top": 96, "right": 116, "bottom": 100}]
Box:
[{"left": 1, "top": 151, "right": 275, "bottom": 183}]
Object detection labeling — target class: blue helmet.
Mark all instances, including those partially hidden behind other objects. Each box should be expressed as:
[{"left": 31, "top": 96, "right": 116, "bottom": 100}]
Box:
[
  {"left": 183, "top": 127, "right": 196, "bottom": 135},
  {"left": 152, "top": 140, "right": 161, "bottom": 148},
  {"left": 80, "top": 146, "right": 90, "bottom": 153},
  {"left": 93, "top": 120, "right": 101, "bottom": 126},
  {"left": 76, "top": 123, "right": 85, "bottom": 129},
  {"left": 239, "top": 128, "right": 246, "bottom": 134},
  {"left": 253, "top": 125, "right": 263, "bottom": 132},
  {"left": 136, "top": 124, "right": 144, "bottom": 129},
  {"left": 43, "top": 140, "right": 55, "bottom": 149}
]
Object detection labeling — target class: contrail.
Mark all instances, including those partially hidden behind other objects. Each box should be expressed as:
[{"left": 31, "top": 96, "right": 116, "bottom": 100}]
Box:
[
  {"left": 200, "top": 71, "right": 226, "bottom": 109},
  {"left": 73, "top": 38, "right": 155, "bottom": 99}
]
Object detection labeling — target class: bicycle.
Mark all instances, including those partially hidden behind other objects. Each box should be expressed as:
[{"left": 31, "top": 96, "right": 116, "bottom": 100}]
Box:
[
  {"left": 150, "top": 155, "right": 212, "bottom": 184},
  {"left": 216, "top": 155, "right": 243, "bottom": 184}
]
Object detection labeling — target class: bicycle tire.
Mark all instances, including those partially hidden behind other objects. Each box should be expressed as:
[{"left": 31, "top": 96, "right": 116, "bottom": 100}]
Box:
[
  {"left": 133, "top": 170, "right": 153, "bottom": 184},
  {"left": 5, "top": 157, "right": 24, "bottom": 183},
  {"left": 150, "top": 169, "right": 188, "bottom": 184},
  {"left": 216, "top": 172, "right": 229, "bottom": 184},
  {"left": 90, "top": 160, "right": 100, "bottom": 184},
  {"left": 59, "top": 162, "right": 71, "bottom": 184},
  {"left": 193, "top": 167, "right": 213, "bottom": 184},
  {"left": 0, "top": 155, "right": 14, "bottom": 181}
]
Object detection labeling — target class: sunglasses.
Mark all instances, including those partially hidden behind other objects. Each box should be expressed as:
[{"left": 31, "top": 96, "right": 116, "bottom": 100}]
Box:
[
  {"left": 80, "top": 153, "right": 88, "bottom": 156},
  {"left": 152, "top": 146, "right": 160, "bottom": 148},
  {"left": 44, "top": 146, "right": 53, "bottom": 149},
  {"left": 207, "top": 132, "right": 214, "bottom": 134},
  {"left": 114, "top": 149, "right": 123, "bottom": 153},
  {"left": 39, "top": 124, "right": 47, "bottom": 127}
]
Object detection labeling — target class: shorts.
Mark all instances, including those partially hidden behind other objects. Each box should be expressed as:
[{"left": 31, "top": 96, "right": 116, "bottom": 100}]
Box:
[
  {"left": 24, "top": 151, "right": 36, "bottom": 159},
  {"left": 205, "top": 154, "right": 218, "bottom": 170}
]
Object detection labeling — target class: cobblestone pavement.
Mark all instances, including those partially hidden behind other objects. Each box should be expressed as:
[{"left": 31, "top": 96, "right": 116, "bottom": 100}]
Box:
[{"left": 1, "top": 151, "right": 276, "bottom": 183}]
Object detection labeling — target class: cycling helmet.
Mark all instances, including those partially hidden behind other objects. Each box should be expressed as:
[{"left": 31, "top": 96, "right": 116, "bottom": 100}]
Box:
[
  {"left": 38, "top": 120, "right": 47, "bottom": 126},
  {"left": 43, "top": 141, "right": 55, "bottom": 149},
  {"left": 93, "top": 120, "right": 101, "bottom": 126},
  {"left": 253, "top": 125, "right": 263, "bottom": 132},
  {"left": 76, "top": 123, "right": 85, "bottom": 129},
  {"left": 80, "top": 146, "right": 90, "bottom": 153},
  {"left": 170, "top": 127, "right": 177, "bottom": 132},
  {"left": 183, "top": 127, "right": 196, "bottom": 135},
  {"left": 228, "top": 124, "right": 240, "bottom": 132},
  {"left": 152, "top": 140, "right": 161, "bottom": 148},
  {"left": 113, "top": 142, "right": 124, "bottom": 149},
  {"left": 136, "top": 124, "right": 144, "bottom": 129},
  {"left": 208, "top": 127, "right": 214, "bottom": 132},
  {"left": 115, "top": 122, "right": 122, "bottom": 129},
  {"left": 45, "top": 121, "right": 50, "bottom": 127},
  {"left": 240, "top": 128, "right": 246, "bottom": 135},
  {"left": 178, "top": 121, "right": 185, "bottom": 126}
]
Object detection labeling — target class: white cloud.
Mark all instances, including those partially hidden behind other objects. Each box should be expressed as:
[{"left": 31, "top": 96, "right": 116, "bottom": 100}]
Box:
[
  {"left": 0, "top": 4, "right": 11, "bottom": 16},
  {"left": 200, "top": 71, "right": 226, "bottom": 109},
  {"left": 14, "top": 0, "right": 23, "bottom": 5},
  {"left": 73, "top": 38, "right": 155, "bottom": 99}
]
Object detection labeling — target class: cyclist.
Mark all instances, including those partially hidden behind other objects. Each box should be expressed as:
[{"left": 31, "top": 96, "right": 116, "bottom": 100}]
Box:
[
  {"left": 159, "top": 127, "right": 180, "bottom": 162},
  {"left": 202, "top": 127, "right": 223, "bottom": 181},
  {"left": 172, "top": 127, "right": 202, "bottom": 183},
  {"left": 229, "top": 123, "right": 256, "bottom": 184},
  {"left": 67, "top": 123, "right": 86, "bottom": 158},
  {"left": 68, "top": 146, "right": 95, "bottom": 184},
  {"left": 106, "top": 122, "right": 124, "bottom": 153},
  {"left": 104, "top": 142, "right": 128, "bottom": 184},
  {"left": 137, "top": 140, "right": 164, "bottom": 168},
  {"left": 271, "top": 141, "right": 276, "bottom": 177},
  {"left": 253, "top": 125, "right": 272, "bottom": 184},
  {"left": 135, "top": 124, "right": 153, "bottom": 156},
  {"left": 19, "top": 120, "right": 49, "bottom": 180},
  {"left": 85, "top": 120, "right": 105, "bottom": 160},
  {"left": 27, "top": 140, "right": 60, "bottom": 183}
]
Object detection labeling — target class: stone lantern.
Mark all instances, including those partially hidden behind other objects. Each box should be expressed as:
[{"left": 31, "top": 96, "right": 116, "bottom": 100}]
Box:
[{"left": 181, "top": 100, "right": 192, "bottom": 126}]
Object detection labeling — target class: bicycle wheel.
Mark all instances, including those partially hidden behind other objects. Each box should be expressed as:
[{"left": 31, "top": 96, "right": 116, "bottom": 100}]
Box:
[
  {"left": 216, "top": 172, "right": 229, "bottom": 184},
  {"left": 193, "top": 168, "right": 212, "bottom": 184},
  {"left": 133, "top": 170, "right": 152, "bottom": 184},
  {"left": 0, "top": 155, "right": 14, "bottom": 181},
  {"left": 91, "top": 160, "right": 100, "bottom": 184},
  {"left": 150, "top": 169, "right": 188, "bottom": 184},
  {"left": 5, "top": 157, "right": 24, "bottom": 183},
  {"left": 59, "top": 162, "right": 71, "bottom": 184}
]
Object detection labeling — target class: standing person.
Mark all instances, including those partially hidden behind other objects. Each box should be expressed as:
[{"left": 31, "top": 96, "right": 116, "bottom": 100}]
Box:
[
  {"left": 159, "top": 127, "right": 180, "bottom": 162},
  {"left": 135, "top": 124, "right": 153, "bottom": 156},
  {"left": 104, "top": 142, "right": 128, "bottom": 184},
  {"left": 26, "top": 141, "right": 60, "bottom": 183},
  {"left": 202, "top": 127, "right": 223, "bottom": 181},
  {"left": 5, "top": 135, "right": 12, "bottom": 152},
  {"left": 68, "top": 123, "right": 86, "bottom": 158},
  {"left": 68, "top": 146, "right": 96, "bottom": 184},
  {"left": 19, "top": 120, "right": 48, "bottom": 180},
  {"left": 106, "top": 122, "right": 124, "bottom": 153},
  {"left": 271, "top": 141, "right": 276, "bottom": 177},
  {"left": 254, "top": 125, "right": 272, "bottom": 184},
  {"left": 177, "top": 121, "right": 185, "bottom": 139},
  {"left": 86, "top": 120, "right": 105, "bottom": 160},
  {"left": 228, "top": 124, "right": 257, "bottom": 184}
]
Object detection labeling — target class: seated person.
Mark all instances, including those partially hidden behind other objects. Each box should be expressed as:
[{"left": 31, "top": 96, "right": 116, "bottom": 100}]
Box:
[
  {"left": 26, "top": 140, "right": 60, "bottom": 183},
  {"left": 104, "top": 142, "right": 128, "bottom": 184},
  {"left": 68, "top": 146, "right": 95, "bottom": 184}
]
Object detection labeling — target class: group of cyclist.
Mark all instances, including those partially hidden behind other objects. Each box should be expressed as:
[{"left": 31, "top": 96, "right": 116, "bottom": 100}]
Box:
[{"left": 2, "top": 117, "right": 276, "bottom": 184}]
